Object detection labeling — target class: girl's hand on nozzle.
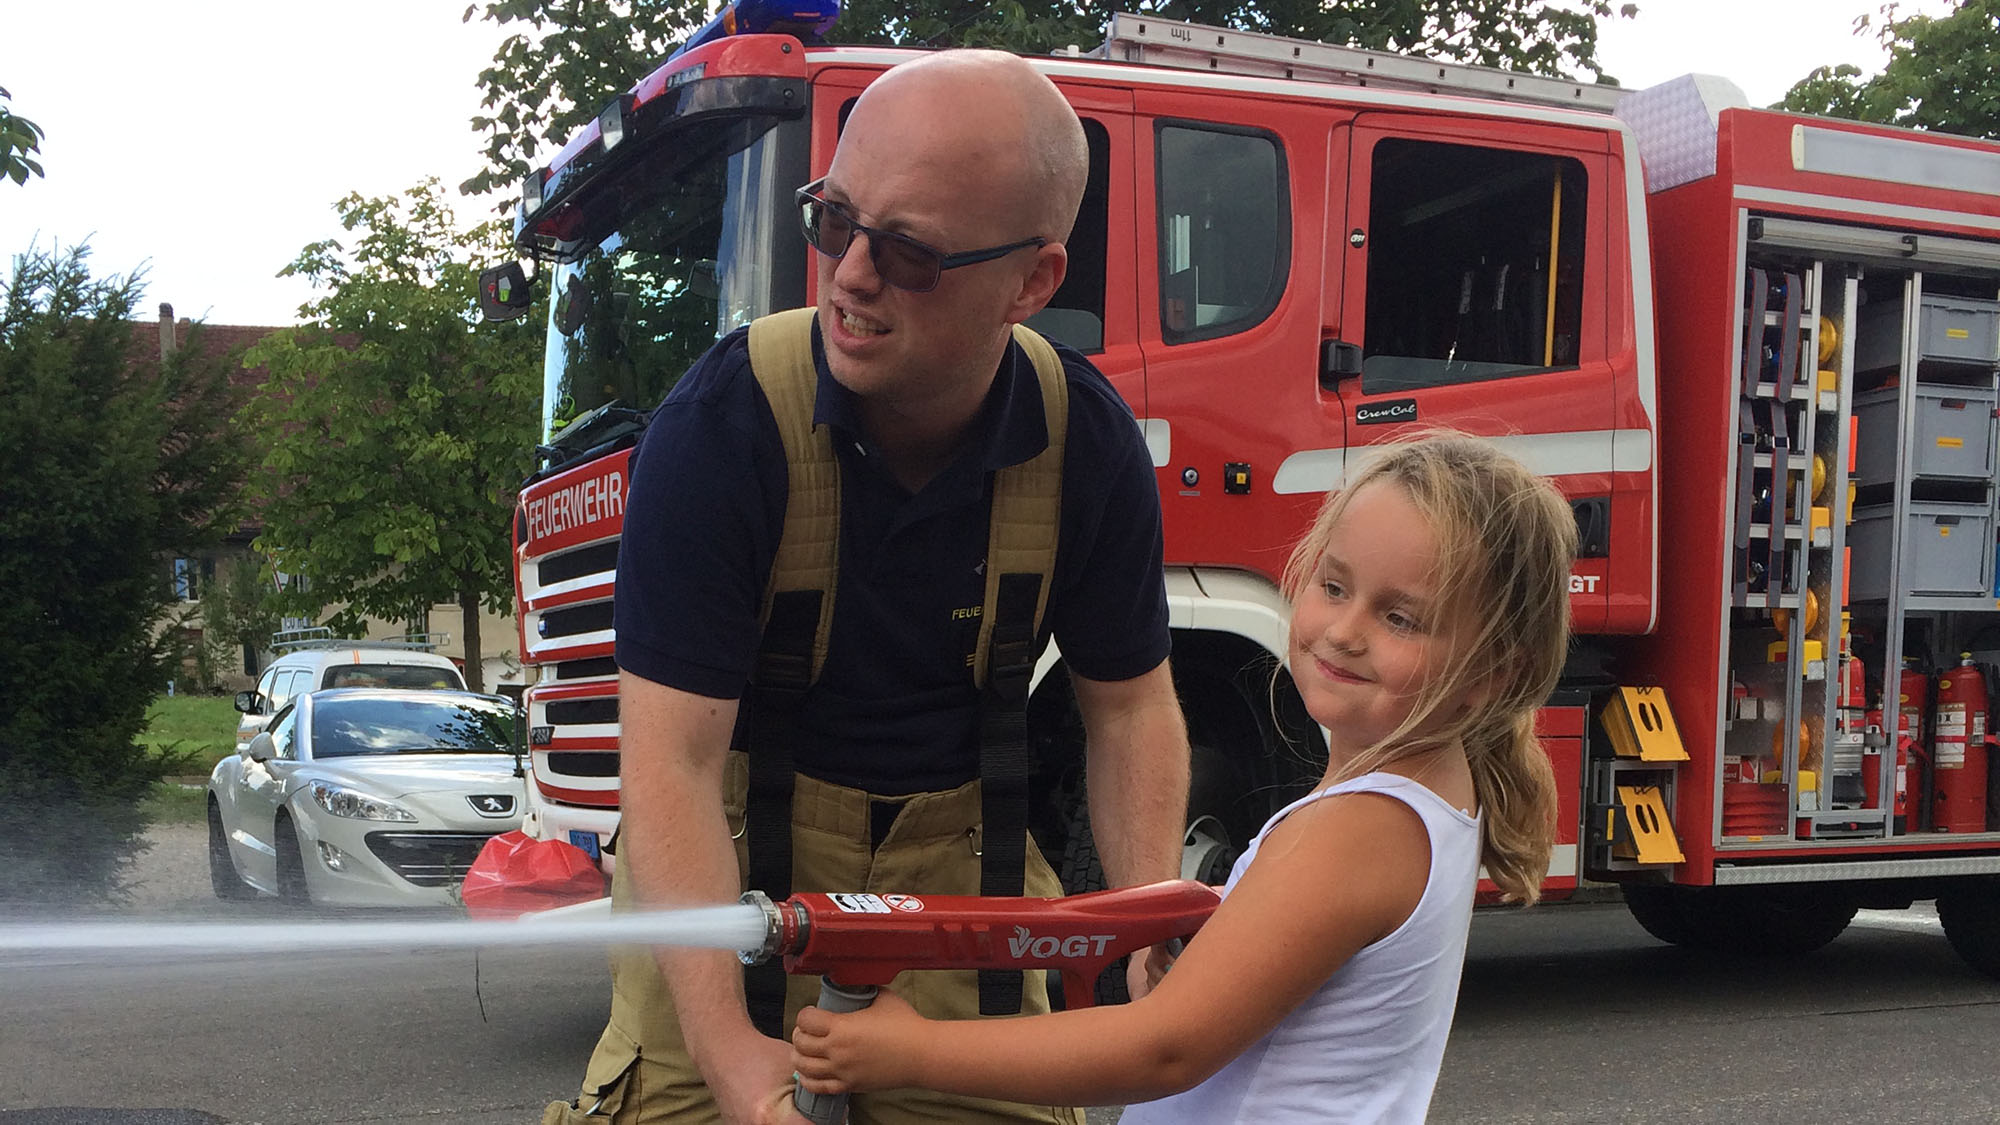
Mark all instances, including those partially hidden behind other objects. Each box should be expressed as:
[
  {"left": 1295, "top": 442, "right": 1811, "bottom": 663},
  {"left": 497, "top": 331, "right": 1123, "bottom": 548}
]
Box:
[
  {"left": 790, "top": 986, "right": 924, "bottom": 1094},
  {"left": 1132, "top": 940, "right": 1181, "bottom": 998}
]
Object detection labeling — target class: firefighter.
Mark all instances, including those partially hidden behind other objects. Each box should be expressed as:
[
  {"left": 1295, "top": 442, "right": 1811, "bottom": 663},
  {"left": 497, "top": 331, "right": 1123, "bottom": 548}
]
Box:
[{"left": 545, "top": 50, "right": 1190, "bottom": 1125}]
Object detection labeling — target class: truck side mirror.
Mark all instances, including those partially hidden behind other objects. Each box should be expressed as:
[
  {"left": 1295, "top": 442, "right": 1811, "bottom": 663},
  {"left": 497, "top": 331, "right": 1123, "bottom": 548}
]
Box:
[
  {"left": 479, "top": 261, "right": 537, "bottom": 322},
  {"left": 1319, "top": 340, "right": 1363, "bottom": 390},
  {"left": 234, "top": 690, "right": 264, "bottom": 715},
  {"left": 247, "top": 732, "right": 276, "bottom": 762}
]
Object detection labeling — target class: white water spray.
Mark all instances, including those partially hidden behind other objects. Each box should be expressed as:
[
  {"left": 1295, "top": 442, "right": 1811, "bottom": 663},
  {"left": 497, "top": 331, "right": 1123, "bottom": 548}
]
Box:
[{"left": 0, "top": 902, "right": 770, "bottom": 959}]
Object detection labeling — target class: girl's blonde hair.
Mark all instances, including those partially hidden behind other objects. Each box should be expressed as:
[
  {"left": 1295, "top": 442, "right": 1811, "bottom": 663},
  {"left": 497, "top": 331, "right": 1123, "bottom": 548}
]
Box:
[{"left": 1280, "top": 433, "right": 1577, "bottom": 904}]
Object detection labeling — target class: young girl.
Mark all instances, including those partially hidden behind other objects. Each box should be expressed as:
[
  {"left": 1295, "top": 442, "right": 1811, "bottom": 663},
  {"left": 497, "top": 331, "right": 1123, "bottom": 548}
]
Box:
[{"left": 791, "top": 434, "right": 1577, "bottom": 1122}]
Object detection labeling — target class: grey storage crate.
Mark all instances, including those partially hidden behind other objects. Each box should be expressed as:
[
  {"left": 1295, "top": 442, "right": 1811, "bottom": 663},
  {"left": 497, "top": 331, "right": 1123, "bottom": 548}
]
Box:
[
  {"left": 1853, "top": 384, "right": 2000, "bottom": 485},
  {"left": 1855, "top": 293, "right": 2000, "bottom": 373},
  {"left": 1848, "top": 502, "right": 1995, "bottom": 599}
]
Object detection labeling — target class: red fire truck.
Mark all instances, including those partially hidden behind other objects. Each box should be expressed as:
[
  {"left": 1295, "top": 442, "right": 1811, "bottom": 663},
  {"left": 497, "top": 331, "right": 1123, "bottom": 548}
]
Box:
[{"left": 482, "top": 3, "right": 2000, "bottom": 976}]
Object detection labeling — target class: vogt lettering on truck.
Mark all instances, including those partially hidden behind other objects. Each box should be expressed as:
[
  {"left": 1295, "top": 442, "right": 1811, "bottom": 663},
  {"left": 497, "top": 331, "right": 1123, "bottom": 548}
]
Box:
[{"left": 525, "top": 470, "right": 626, "bottom": 544}]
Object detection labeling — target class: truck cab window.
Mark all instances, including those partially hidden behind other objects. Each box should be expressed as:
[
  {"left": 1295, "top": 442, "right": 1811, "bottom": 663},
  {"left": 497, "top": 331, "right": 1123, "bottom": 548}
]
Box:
[
  {"left": 1024, "top": 118, "right": 1110, "bottom": 353},
  {"left": 1361, "top": 139, "right": 1587, "bottom": 392},
  {"left": 1157, "top": 122, "right": 1287, "bottom": 343}
]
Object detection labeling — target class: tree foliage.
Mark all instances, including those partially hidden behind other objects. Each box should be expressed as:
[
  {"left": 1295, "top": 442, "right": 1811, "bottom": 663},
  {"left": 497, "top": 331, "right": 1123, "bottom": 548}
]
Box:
[
  {"left": 242, "top": 179, "right": 542, "bottom": 692},
  {"left": 1779, "top": 1, "right": 2000, "bottom": 137},
  {"left": 0, "top": 85, "right": 45, "bottom": 185},
  {"left": 0, "top": 245, "right": 252, "bottom": 904},
  {"left": 462, "top": 0, "right": 1617, "bottom": 206},
  {"left": 187, "top": 556, "right": 284, "bottom": 692}
]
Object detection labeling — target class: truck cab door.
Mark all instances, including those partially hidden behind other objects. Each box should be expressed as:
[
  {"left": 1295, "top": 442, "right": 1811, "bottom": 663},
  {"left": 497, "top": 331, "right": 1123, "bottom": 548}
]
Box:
[
  {"left": 1331, "top": 113, "right": 1621, "bottom": 631},
  {"left": 1136, "top": 92, "right": 1348, "bottom": 572}
]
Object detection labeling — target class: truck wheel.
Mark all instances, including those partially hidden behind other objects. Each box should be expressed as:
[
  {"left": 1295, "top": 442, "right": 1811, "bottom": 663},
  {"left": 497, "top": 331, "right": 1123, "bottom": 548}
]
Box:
[
  {"left": 1049, "top": 752, "right": 1242, "bottom": 896},
  {"left": 1047, "top": 787, "right": 1122, "bottom": 1008},
  {"left": 1937, "top": 879, "right": 2000, "bottom": 980},
  {"left": 207, "top": 799, "right": 254, "bottom": 901},
  {"left": 1620, "top": 884, "right": 1697, "bottom": 947},
  {"left": 1055, "top": 784, "right": 1106, "bottom": 896},
  {"left": 1623, "top": 884, "right": 1853, "bottom": 954},
  {"left": 1710, "top": 886, "right": 1856, "bottom": 955}
]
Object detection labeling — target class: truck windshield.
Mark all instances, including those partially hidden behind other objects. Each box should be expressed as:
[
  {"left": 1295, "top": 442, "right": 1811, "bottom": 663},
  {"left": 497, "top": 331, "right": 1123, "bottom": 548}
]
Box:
[{"left": 540, "top": 122, "right": 795, "bottom": 453}]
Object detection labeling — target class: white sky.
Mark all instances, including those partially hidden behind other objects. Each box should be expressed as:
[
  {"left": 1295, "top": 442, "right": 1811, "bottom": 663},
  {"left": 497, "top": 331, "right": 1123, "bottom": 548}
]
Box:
[{"left": 0, "top": 0, "right": 1960, "bottom": 327}]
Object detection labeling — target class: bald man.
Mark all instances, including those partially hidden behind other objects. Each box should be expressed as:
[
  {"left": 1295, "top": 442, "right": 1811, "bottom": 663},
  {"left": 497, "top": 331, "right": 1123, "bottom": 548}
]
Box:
[{"left": 545, "top": 50, "right": 1189, "bottom": 1125}]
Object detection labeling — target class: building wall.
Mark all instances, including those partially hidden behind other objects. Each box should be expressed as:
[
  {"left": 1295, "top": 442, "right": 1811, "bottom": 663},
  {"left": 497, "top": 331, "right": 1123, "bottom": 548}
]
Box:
[{"left": 167, "top": 547, "right": 524, "bottom": 697}]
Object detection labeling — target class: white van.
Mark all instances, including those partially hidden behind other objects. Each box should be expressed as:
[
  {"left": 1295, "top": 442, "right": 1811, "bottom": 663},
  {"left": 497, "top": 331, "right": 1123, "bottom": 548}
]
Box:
[{"left": 233, "top": 629, "right": 467, "bottom": 752}]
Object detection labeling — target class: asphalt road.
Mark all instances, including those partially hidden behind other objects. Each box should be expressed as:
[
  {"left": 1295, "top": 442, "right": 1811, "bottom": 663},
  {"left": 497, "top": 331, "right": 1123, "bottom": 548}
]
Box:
[{"left": 4, "top": 826, "right": 1998, "bottom": 1122}]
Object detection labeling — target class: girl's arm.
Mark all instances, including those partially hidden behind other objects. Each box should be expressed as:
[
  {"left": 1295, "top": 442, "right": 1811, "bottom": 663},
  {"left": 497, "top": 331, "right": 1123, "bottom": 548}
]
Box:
[{"left": 791, "top": 791, "right": 1437, "bottom": 1105}]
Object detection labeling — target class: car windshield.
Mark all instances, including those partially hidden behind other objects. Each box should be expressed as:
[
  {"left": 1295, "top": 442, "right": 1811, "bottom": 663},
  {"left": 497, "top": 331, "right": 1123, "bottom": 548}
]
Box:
[
  {"left": 539, "top": 118, "right": 797, "bottom": 455},
  {"left": 311, "top": 696, "right": 518, "bottom": 758},
  {"left": 320, "top": 663, "right": 465, "bottom": 691}
]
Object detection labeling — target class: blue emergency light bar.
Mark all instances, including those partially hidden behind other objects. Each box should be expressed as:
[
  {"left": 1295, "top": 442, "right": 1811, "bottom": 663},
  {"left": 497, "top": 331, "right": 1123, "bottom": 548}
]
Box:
[{"left": 672, "top": 0, "right": 840, "bottom": 60}]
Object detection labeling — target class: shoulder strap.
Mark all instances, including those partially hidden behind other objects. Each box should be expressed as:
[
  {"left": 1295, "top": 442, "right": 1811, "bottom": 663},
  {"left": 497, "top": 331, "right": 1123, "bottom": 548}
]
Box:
[
  {"left": 739, "top": 307, "right": 832, "bottom": 1036},
  {"left": 972, "top": 323, "right": 1069, "bottom": 687},
  {"left": 974, "top": 324, "right": 1068, "bottom": 1017},
  {"left": 748, "top": 307, "right": 840, "bottom": 682}
]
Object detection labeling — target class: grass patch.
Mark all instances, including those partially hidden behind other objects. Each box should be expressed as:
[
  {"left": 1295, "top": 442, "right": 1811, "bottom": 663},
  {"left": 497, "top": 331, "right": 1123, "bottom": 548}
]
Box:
[
  {"left": 142, "top": 779, "right": 209, "bottom": 826},
  {"left": 142, "top": 693, "right": 239, "bottom": 778}
]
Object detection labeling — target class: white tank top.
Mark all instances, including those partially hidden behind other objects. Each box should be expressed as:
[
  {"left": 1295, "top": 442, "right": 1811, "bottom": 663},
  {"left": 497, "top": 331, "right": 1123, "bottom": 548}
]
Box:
[{"left": 1119, "top": 772, "right": 1482, "bottom": 1125}]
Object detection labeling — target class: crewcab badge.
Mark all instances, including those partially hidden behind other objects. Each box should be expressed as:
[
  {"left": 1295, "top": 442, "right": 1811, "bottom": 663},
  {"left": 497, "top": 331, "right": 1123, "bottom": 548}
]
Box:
[{"left": 1355, "top": 398, "right": 1418, "bottom": 425}]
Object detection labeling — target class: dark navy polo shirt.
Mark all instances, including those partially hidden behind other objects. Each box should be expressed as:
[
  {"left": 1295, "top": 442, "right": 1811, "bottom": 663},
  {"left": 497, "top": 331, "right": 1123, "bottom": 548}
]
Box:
[{"left": 613, "top": 320, "right": 1171, "bottom": 795}]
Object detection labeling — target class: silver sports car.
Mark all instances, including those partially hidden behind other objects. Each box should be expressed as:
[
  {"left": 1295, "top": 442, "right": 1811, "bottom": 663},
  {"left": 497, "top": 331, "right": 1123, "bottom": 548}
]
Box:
[{"left": 207, "top": 688, "right": 526, "bottom": 908}]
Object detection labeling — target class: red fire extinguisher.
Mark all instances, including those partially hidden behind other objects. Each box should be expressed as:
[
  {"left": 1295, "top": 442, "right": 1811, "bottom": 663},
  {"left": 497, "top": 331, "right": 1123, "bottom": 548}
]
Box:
[
  {"left": 1902, "top": 658, "right": 1932, "bottom": 830},
  {"left": 1933, "top": 653, "right": 1990, "bottom": 833},
  {"left": 1840, "top": 652, "right": 1867, "bottom": 711},
  {"left": 1863, "top": 707, "right": 1909, "bottom": 830},
  {"left": 1899, "top": 658, "right": 1928, "bottom": 743}
]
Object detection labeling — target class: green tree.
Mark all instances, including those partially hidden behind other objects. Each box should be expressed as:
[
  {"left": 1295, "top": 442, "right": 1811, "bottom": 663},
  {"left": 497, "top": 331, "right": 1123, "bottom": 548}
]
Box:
[
  {"left": 1779, "top": 1, "right": 2000, "bottom": 137},
  {"left": 242, "top": 179, "right": 541, "bottom": 692},
  {"left": 0, "top": 85, "right": 45, "bottom": 185},
  {"left": 462, "top": 0, "right": 1617, "bottom": 206},
  {"left": 189, "top": 555, "right": 284, "bottom": 692},
  {"left": 0, "top": 244, "right": 252, "bottom": 904}
]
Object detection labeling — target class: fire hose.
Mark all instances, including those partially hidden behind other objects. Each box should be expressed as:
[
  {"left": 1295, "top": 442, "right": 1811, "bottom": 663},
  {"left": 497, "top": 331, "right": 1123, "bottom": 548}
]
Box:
[
  {"left": 736, "top": 879, "right": 1223, "bottom": 1124},
  {"left": 0, "top": 873, "right": 1219, "bottom": 1125}
]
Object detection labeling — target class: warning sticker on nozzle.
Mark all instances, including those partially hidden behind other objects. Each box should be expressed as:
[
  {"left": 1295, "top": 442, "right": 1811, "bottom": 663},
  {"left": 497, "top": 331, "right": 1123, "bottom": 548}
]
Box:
[
  {"left": 829, "top": 893, "right": 891, "bottom": 913},
  {"left": 884, "top": 894, "right": 925, "bottom": 912}
]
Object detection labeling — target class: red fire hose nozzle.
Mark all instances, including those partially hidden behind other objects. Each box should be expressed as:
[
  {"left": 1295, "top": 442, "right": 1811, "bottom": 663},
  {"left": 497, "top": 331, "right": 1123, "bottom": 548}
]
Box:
[
  {"left": 742, "top": 880, "right": 1220, "bottom": 1124},
  {"left": 738, "top": 878, "right": 1221, "bottom": 1011}
]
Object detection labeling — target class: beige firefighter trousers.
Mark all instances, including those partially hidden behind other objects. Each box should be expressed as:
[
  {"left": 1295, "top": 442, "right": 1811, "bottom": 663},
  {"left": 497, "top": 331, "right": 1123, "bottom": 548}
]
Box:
[{"left": 542, "top": 752, "right": 1084, "bottom": 1125}]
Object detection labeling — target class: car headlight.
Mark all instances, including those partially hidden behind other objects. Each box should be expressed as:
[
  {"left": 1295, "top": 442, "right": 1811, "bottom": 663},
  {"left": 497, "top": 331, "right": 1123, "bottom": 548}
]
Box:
[{"left": 308, "top": 780, "right": 419, "bottom": 822}]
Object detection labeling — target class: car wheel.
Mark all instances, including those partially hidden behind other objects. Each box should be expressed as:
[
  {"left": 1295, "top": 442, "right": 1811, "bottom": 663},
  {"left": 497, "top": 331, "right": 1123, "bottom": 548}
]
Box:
[
  {"left": 207, "top": 799, "right": 254, "bottom": 901},
  {"left": 274, "top": 813, "right": 312, "bottom": 907}
]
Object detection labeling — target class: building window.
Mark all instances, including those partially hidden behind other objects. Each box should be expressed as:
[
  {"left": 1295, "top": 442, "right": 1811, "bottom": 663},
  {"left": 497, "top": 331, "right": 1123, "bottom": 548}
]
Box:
[
  {"left": 169, "top": 556, "right": 214, "bottom": 601},
  {"left": 1157, "top": 121, "right": 1288, "bottom": 343}
]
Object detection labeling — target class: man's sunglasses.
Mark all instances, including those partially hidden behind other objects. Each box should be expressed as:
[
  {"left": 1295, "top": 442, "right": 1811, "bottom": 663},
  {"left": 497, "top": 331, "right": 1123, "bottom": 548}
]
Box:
[{"left": 796, "top": 179, "right": 1046, "bottom": 293}]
